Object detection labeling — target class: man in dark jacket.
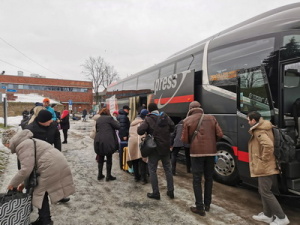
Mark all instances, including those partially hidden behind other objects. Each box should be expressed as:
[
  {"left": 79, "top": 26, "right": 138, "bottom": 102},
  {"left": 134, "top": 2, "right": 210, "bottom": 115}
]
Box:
[
  {"left": 137, "top": 103, "right": 175, "bottom": 200},
  {"left": 117, "top": 105, "right": 130, "bottom": 141},
  {"left": 181, "top": 101, "right": 223, "bottom": 216},
  {"left": 25, "top": 110, "right": 61, "bottom": 151}
]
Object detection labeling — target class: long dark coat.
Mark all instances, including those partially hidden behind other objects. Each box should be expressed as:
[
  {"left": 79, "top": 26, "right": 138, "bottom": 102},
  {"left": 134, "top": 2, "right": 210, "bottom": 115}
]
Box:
[
  {"left": 117, "top": 109, "right": 130, "bottom": 139},
  {"left": 94, "top": 115, "right": 120, "bottom": 155},
  {"left": 60, "top": 114, "right": 70, "bottom": 130}
]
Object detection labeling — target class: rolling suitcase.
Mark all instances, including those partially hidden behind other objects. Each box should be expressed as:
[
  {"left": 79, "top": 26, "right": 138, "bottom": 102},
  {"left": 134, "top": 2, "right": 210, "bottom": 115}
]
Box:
[{"left": 119, "top": 141, "right": 128, "bottom": 170}]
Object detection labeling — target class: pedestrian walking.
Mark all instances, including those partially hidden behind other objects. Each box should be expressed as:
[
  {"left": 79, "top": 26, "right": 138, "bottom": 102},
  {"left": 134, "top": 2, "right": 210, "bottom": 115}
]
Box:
[
  {"left": 3, "top": 129, "right": 75, "bottom": 225},
  {"left": 137, "top": 103, "right": 175, "bottom": 200},
  {"left": 127, "top": 109, "right": 149, "bottom": 184},
  {"left": 60, "top": 109, "right": 70, "bottom": 144},
  {"left": 248, "top": 111, "right": 290, "bottom": 225},
  {"left": 82, "top": 109, "right": 88, "bottom": 122},
  {"left": 181, "top": 101, "right": 223, "bottom": 216},
  {"left": 170, "top": 119, "right": 191, "bottom": 175},
  {"left": 94, "top": 108, "right": 120, "bottom": 181}
]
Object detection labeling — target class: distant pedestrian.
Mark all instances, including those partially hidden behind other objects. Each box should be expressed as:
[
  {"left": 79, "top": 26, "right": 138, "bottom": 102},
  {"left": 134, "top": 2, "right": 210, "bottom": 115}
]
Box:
[
  {"left": 170, "top": 119, "right": 191, "bottom": 175},
  {"left": 43, "top": 98, "right": 57, "bottom": 121},
  {"left": 60, "top": 110, "right": 70, "bottom": 144},
  {"left": 127, "top": 109, "right": 149, "bottom": 184},
  {"left": 94, "top": 108, "right": 120, "bottom": 181},
  {"left": 117, "top": 106, "right": 130, "bottom": 141},
  {"left": 3, "top": 129, "right": 75, "bottom": 225},
  {"left": 181, "top": 101, "right": 223, "bottom": 216},
  {"left": 82, "top": 109, "right": 88, "bottom": 122},
  {"left": 248, "top": 111, "right": 290, "bottom": 225},
  {"left": 137, "top": 103, "right": 175, "bottom": 200}
]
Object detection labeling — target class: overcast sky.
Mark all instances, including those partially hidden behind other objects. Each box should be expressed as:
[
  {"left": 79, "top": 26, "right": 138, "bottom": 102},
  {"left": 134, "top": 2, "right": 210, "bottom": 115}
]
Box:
[{"left": 0, "top": 0, "right": 299, "bottom": 82}]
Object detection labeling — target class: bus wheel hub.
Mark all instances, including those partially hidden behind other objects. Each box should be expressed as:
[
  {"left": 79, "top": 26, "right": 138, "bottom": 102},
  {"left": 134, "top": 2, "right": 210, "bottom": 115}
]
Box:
[{"left": 215, "top": 150, "right": 236, "bottom": 176}]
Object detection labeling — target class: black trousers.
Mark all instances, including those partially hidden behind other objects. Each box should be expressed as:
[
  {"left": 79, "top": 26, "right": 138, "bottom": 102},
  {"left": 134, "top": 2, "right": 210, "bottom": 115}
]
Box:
[
  {"left": 62, "top": 129, "right": 68, "bottom": 142},
  {"left": 39, "top": 192, "right": 51, "bottom": 223},
  {"left": 171, "top": 147, "right": 191, "bottom": 173},
  {"left": 191, "top": 156, "right": 215, "bottom": 209}
]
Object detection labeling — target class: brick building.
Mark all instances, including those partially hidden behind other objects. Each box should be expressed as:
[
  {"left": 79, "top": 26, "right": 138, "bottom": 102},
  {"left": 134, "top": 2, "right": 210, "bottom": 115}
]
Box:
[{"left": 0, "top": 74, "right": 93, "bottom": 112}]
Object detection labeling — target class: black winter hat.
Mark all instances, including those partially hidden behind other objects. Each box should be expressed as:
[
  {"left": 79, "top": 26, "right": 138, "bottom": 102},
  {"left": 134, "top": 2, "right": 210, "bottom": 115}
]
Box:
[
  {"left": 148, "top": 103, "right": 158, "bottom": 112},
  {"left": 37, "top": 110, "right": 53, "bottom": 123}
]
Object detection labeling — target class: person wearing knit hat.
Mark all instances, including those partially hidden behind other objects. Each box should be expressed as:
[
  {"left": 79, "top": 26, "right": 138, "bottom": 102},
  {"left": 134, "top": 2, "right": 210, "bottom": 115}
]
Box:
[
  {"left": 181, "top": 100, "right": 223, "bottom": 216},
  {"left": 140, "top": 109, "right": 149, "bottom": 119},
  {"left": 37, "top": 110, "right": 53, "bottom": 124},
  {"left": 42, "top": 98, "right": 57, "bottom": 121},
  {"left": 2, "top": 129, "right": 17, "bottom": 146}
]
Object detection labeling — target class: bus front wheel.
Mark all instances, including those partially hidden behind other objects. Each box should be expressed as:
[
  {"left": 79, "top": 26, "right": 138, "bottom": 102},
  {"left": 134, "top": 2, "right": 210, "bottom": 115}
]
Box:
[{"left": 213, "top": 143, "right": 240, "bottom": 186}]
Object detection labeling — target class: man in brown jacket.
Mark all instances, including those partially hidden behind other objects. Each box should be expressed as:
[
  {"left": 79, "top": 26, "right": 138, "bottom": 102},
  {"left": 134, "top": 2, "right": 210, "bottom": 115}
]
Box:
[
  {"left": 248, "top": 111, "right": 289, "bottom": 225},
  {"left": 181, "top": 101, "right": 223, "bottom": 216}
]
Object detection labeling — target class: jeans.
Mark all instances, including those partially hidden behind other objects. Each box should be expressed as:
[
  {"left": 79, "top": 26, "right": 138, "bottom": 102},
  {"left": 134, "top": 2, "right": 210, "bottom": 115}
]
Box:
[
  {"left": 148, "top": 151, "right": 174, "bottom": 194},
  {"left": 191, "top": 156, "right": 215, "bottom": 209},
  {"left": 258, "top": 175, "right": 285, "bottom": 219},
  {"left": 39, "top": 192, "right": 51, "bottom": 223}
]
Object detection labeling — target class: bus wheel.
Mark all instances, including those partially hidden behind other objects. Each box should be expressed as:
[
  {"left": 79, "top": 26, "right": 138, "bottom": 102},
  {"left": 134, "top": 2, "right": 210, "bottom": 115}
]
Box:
[{"left": 213, "top": 143, "right": 239, "bottom": 186}]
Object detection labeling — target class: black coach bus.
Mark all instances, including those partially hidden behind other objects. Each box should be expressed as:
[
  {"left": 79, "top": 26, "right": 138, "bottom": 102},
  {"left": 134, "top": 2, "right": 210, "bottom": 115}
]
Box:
[{"left": 106, "top": 3, "right": 300, "bottom": 197}]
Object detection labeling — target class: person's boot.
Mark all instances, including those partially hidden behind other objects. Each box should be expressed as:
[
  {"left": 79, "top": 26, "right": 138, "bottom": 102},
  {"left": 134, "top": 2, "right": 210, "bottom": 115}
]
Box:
[
  {"left": 97, "top": 163, "right": 105, "bottom": 180},
  {"left": 106, "top": 164, "right": 116, "bottom": 181}
]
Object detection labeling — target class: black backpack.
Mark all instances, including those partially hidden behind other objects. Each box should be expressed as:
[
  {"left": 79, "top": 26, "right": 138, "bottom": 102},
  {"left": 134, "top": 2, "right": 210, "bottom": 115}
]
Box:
[{"left": 272, "top": 127, "right": 296, "bottom": 163}]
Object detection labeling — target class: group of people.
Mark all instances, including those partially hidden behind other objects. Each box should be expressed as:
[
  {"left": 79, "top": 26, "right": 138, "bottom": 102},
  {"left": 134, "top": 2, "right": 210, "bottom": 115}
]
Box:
[
  {"left": 3, "top": 98, "right": 74, "bottom": 225},
  {"left": 90, "top": 101, "right": 290, "bottom": 225},
  {"left": 2, "top": 98, "right": 290, "bottom": 225}
]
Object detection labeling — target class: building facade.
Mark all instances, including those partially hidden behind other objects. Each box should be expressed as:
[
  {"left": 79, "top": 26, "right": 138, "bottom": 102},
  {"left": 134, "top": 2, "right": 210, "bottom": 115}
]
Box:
[{"left": 0, "top": 74, "right": 93, "bottom": 113}]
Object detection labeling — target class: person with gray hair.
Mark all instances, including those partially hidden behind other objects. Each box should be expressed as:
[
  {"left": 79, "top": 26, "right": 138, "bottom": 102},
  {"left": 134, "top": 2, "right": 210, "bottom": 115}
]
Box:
[
  {"left": 181, "top": 101, "right": 223, "bottom": 216},
  {"left": 2, "top": 129, "right": 75, "bottom": 225}
]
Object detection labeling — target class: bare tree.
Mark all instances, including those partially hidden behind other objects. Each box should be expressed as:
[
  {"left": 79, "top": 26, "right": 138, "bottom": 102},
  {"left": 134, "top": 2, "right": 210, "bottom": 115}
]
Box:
[{"left": 82, "top": 56, "right": 119, "bottom": 104}]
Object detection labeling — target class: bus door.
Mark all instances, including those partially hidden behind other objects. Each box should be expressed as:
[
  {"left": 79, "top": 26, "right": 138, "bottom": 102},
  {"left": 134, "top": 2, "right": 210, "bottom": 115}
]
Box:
[{"left": 237, "top": 66, "right": 274, "bottom": 185}]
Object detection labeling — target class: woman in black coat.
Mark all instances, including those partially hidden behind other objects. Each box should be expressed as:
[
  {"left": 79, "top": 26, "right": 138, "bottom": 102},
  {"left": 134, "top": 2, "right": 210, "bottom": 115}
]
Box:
[
  {"left": 94, "top": 108, "right": 120, "bottom": 181},
  {"left": 60, "top": 110, "right": 70, "bottom": 144}
]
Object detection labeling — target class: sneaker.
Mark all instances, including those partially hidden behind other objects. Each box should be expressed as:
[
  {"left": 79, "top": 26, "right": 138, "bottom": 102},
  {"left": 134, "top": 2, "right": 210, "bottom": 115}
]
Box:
[
  {"left": 270, "top": 215, "right": 290, "bottom": 225},
  {"left": 190, "top": 206, "right": 205, "bottom": 216},
  {"left": 252, "top": 212, "right": 273, "bottom": 223}
]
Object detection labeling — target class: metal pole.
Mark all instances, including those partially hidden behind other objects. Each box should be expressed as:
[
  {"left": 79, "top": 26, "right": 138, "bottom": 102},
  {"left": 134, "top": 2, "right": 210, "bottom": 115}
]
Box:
[{"left": 3, "top": 97, "right": 7, "bottom": 127}]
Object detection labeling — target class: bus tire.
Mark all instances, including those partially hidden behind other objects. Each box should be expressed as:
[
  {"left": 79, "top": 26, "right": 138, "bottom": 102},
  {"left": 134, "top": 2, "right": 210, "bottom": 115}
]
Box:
[{"left": 213, "top": 142, "right": 240, "bottom": 186}]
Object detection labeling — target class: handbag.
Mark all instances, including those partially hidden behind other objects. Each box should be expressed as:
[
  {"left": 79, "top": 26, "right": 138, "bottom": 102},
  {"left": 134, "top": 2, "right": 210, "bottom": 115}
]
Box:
[
  {"left": 140, "top": 134, "right": 157, "bottom": 157},
  {"left": 25, "top": 139, "right": 39, "bottom": 190},
  {"left": 0, "top": 189, "right": 31, "bottom": 225}
]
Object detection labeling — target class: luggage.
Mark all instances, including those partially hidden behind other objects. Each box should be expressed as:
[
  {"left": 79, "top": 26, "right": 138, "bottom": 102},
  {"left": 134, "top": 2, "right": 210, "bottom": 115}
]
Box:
[
  {"left": 119, "top": 141, "right": 128, "bottom": 170},
  {"left": 122, "top": 147, "right": 134, "bottom": 173},
  {"left": 0, "top": 190, "right": 31, "bottom": 225}
]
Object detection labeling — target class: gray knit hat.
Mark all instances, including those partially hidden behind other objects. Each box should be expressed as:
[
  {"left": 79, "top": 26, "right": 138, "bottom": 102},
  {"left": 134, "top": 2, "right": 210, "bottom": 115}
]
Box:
[
  {"left": 189, "top": 101, "right": 201, "bottom": 109},
  {"left": 2, "top": 129, "right": 17, "bottom": 145}
]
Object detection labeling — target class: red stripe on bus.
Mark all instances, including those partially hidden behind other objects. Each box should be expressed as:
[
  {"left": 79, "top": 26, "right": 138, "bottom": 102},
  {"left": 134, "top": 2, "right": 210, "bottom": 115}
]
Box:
[
  {"left": 154, "top": 95, "right": 194, "bottom": 104},
  {"left": 232, "top": 146, "right": 249, "bottom": 163}
]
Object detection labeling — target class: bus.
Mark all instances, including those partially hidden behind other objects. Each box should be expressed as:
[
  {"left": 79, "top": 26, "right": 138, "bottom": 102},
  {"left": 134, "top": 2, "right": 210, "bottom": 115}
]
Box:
[{"left": 106, "top": 3, "right": 300, "bottom": 197}]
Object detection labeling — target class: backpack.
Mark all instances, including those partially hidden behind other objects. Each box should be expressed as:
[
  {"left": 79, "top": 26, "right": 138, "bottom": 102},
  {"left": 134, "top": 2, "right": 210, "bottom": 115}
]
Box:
[
  {"left": 272, "top": 127, "right": 296, "bottom": 163},
  {"left": 157, "top": 112, "right": 169, "bottom": 127}
]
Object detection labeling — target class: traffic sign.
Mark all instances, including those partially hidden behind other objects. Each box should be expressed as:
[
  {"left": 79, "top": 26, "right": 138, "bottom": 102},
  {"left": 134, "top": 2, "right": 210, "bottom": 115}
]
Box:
[
  {"left": 7, "top": 89, "right": 17, "bottom": 92},
  {"left": 2, "top": 86, "right": 6, "bottom": 89},
  {"left": 69, "top": 100, "right": 73, "bottom": 105}
]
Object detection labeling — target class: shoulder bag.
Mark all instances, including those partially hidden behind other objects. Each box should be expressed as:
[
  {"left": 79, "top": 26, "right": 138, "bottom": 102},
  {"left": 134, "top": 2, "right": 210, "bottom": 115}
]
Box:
[
  {"left": 25, "top": 139, "right": 39, "bottom": 190},
  {"left": 191, "top": 114, "right": 204, "bottom": 143},
  {"left": 139, "top": 117, "right": 158, "bottom": 157}
]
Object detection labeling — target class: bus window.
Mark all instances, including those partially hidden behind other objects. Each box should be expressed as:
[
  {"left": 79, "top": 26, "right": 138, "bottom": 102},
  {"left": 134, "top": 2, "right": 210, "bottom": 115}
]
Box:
[
  {"left": 283, "top": 62, "right": 300, "bottom": 115},
  {"left": 137, "top": 70, "right": 159, "bottom": 91},
  {"left": 160, "top": 63, "right": 175, "bottom": 78},
  {"left": 208, "top": 38, "right": 274, "bottom": 93},
  {"left": 280, "top": 35, "right": 300, "bottom": 61},
  {"left": 176, "top": 53, "right": 203, "bottom": 73},
  {"left": 239, "top": 67, "right": 271, "bottom": 119}
]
